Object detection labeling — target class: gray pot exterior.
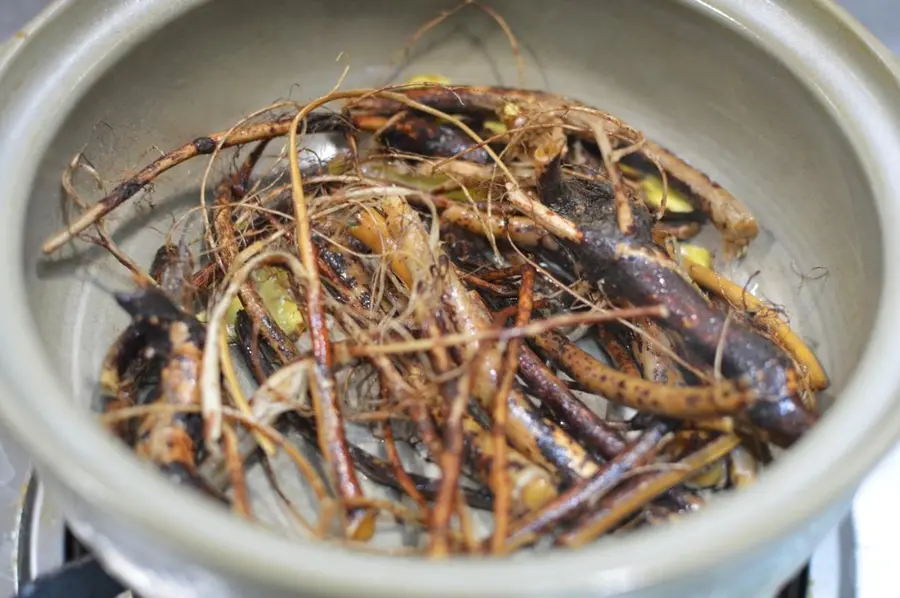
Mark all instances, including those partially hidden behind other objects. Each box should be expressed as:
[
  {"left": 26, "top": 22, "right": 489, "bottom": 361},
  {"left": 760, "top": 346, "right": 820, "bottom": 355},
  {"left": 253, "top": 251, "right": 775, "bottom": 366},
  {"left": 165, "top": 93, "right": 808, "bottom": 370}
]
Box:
[{"left": 41, "top": 466, "right": 856, "bottom": 598}]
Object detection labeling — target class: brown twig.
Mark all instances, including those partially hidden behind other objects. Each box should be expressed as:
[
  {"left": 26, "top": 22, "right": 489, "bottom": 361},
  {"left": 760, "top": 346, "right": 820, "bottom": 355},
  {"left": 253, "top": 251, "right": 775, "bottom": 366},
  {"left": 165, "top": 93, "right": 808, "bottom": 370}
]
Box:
[
  {"left": 42, "top": 113, "right": 347, "bottom": 254},
  {"left": 595, "top": 324, "right": 641, "bottom": 378},
  {"left": 349, "top": 305, "right": 667, "bottom": 357},
  {"left": 490, "top": 266, "right": 535, "bottom": 551},
  {"left": 531, "top": 331, "right": 751, "bottom": 418},
  {"left": 558, "top": 434, "right": 740, "bottom": 547},
  {"left": 288, "top": 109, "right": 372, "bottom": 540},
  {"left": 221, "top": 423, "right": 252, "bottom": 519},
  {"left": 491, "top": 299, "right": 551, "bottom": 325},
  {"left": 517, "top": 345, "right": 626, "bottom": 460},
  {"left": 589, "top": 121, "right": 634, "bottom": 235},
  {"left": 381, "top": 411, "right": 428, "bottom": 511},
  {"left": 458, "top": 270, "right": 518, "bottom": 297},
  {"left": 478, "top": 264, "right": 529, "bottom": 282},
  {"left": 429, "top": 363, "right": 473, "bottom": 558},
  {"left": 61, "top": 153, "right": 152, "bottom": 283},
  {"left": 503, "top": 421, "right": 670, "bottom": 553},
  {"left": 504, "top": 185, "right": 583, "bottom": 242}
]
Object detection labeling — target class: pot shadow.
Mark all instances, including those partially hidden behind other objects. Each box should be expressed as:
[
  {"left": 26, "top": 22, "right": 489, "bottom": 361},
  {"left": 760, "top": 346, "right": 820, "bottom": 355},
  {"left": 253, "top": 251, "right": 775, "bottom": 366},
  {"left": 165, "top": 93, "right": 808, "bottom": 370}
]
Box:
[
  {"left": 381, "top": 18, "right": 549, "bottom": 90},
  {"left": 34, "top": 184, "right": 215, "bottom": 286}
]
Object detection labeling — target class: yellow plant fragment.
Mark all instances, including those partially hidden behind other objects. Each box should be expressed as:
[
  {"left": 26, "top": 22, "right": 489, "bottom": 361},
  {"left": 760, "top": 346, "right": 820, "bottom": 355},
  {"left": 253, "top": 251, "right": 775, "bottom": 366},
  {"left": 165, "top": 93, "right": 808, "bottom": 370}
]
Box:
[
  {"left": 406, "top": 74, "right": 451, "bottom": 86},
  {"left": 679, "top": 244, "right": 713, "bottom": 269},
  {"left": 641, "top": 175, "right": 694, "bottom": 214},
  {"left": 223, "top": 267, "right": 305, "bottom": 340},
  {"left": 484, "top": 120, "right": 508, "bottom": 136}
]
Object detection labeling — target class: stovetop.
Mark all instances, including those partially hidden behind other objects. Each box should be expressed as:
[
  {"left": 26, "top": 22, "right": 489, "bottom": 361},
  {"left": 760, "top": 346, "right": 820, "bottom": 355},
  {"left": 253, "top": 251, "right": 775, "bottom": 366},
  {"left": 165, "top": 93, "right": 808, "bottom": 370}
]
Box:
[{"left": 0, "top": 1, "right": 897, "bottom": 597}]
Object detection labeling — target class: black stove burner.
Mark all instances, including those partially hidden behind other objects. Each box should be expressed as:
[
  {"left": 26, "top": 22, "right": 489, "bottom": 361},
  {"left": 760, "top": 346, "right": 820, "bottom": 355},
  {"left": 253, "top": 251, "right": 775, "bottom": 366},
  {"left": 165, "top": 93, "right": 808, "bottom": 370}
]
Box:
[
  {"left": 13, "top": 475, "right": 130, "bottom": 598},
  {"left": 777, "top": 564, "right": 811, "bottom": 598},
  {"left": 63, "top": 529, "right": 91, "bottom": 563},
  {"left": 15, "top": 554, "right": 126, "bottom": 598}
]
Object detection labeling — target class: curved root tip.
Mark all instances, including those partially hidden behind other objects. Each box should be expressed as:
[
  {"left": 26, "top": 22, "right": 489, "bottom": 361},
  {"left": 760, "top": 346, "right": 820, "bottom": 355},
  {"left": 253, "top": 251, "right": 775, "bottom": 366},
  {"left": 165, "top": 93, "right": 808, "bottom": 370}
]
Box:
[
  {"left": 348, "top": 509, "right": 378, "bottom": 542},
  {"left": 158, "top": 462, "right": 228, "bottom": 505},
  {"left": 202, "top": 416, "right": 224, "bottom": 454},
  {"left": 114, "top": 287, "right": 183, "bottom": 321},
  {"left": 747, "top": 397, "right": 818, "bottom": 447}
]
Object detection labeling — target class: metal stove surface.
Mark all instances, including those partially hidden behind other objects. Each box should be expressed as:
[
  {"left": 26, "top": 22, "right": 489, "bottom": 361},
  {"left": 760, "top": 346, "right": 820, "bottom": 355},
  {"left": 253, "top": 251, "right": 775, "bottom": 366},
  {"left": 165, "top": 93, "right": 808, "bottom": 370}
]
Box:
[{"left": 0, "top": 1, "right": 896, "bottom": 597}]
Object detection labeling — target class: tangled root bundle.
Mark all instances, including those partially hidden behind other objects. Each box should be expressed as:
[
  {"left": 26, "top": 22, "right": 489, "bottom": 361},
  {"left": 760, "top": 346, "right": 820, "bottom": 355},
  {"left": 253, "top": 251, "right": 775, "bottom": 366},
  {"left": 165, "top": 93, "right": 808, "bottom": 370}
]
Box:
[{"left": 43, "top": 2, "right": 827, "bottom": 557}]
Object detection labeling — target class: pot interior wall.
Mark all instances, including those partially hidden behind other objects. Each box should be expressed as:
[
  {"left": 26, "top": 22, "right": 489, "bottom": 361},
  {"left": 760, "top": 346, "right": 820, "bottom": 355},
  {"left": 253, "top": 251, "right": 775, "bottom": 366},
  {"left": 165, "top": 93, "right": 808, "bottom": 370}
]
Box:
[{"left": 23, "top": 0, "right": 878, "bottom": 460}]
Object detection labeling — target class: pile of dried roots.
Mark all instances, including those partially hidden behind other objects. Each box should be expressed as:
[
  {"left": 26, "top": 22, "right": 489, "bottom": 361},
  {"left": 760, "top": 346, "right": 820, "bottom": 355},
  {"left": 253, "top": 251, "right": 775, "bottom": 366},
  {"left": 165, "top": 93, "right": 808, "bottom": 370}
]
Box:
[{"left": 40, "top": 4, "right": 828, "bottom": 558}]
